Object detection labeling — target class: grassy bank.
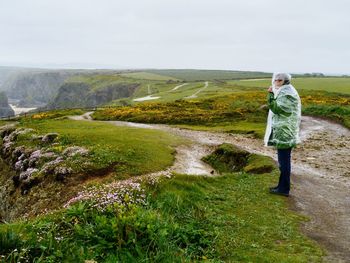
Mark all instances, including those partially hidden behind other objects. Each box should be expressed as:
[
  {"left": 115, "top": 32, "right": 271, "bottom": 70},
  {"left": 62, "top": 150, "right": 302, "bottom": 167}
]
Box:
[
  {"left": 0, "top": 170, "right": 324, "bottom": 262},
  {"left": 17, "top": 118, "right": 184, "bottom": 176},
  {"left": 0, "top": 118, "right": 185, "bottom": 220}
]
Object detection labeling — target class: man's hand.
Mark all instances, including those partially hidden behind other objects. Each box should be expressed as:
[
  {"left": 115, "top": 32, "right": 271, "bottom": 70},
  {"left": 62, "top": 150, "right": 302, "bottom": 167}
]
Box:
[{"left": 268, "top": 86, "right": 273, "bottom": 92}]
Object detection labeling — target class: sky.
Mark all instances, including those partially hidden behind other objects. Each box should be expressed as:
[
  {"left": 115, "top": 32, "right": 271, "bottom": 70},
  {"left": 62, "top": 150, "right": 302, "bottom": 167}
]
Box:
[{"left": 0, "top": 0, "right": 349, "bottom": 74}]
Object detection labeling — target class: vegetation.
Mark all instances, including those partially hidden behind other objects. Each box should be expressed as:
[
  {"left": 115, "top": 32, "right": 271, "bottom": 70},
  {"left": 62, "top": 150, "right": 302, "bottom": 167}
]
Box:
[
  {"left": 17, "top": 119, "right": 184, "bottom": 176},
  {"left": 120, "top": 72, "right": 180, "bottom": 81},
  {"left": 2, "top": 72, "right": 349, "bottom": 262},
  {"left": 94, "top": 84, "right": 350, "bottom": 131},
  {"left": 301, "top": 90, "right": 350, "bottom": 129},
  {"left": 0, "top": 118, "right": 185, "bottom": 220},
  {"left": 0, "top": 169, "right": 324, "bottom": 262},
  {"left": 202, "top": 143, "right": 275, "bottom": 174},
  {"left": 145, "top": 69, "right": 272, "bottom": 81},
  {"left": 93, "top": 92, "right": 268, "bottom": 138},
  {"left": 28, "top": 109, "right": 86, "bottom": 120},
  {"left": 227, "top": 77, "right": 350, "bottom": 95}
]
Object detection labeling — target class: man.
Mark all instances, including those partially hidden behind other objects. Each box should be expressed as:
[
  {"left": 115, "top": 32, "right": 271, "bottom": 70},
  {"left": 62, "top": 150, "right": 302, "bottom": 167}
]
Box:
[{"left": 264, "top": 73, "right": 301, "bottom": 197}]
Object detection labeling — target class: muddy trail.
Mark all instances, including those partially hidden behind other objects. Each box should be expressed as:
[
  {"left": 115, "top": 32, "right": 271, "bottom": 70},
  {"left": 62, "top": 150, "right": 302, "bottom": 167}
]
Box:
[{"left": 71, "top": 113, "right": 350, "bottom": 262}]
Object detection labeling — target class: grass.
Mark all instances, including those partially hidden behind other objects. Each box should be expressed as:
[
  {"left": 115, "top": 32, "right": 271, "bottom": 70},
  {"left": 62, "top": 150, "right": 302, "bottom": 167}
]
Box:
[
  {"left": 202, "top": 143, "right": 275, "bottom": 174},
  {"left": 227, "top": 77, "right": 350, "bottom": 95},
  {"left": 96, "top": 84, "right": 350, "bottom": 131},
  {"left": 2, "top": 73, "right": 348, "bottom": 261},
  {"left": 0, "top": 170, "right": 324, "bottom": 262},
  {"left": 145, "top": 69, "right": 272, "bottom": 81},
  {"left": 0, "top": 118, "right": 185, "bottom": 221},
  {"left": 175, "top": 120, "right": 267, "bottom": 138},
  {"left": 93, "top": 92, "right": 268, "bottom": 137},
  {"left": 27, "top": 109, "right": 86, "bottom": 120},
  {"left": 17, "top": 119, "right": 184, "bottom": 176},
  {"left": 120, "top": 72, "right": 180, "bottom": 81}
]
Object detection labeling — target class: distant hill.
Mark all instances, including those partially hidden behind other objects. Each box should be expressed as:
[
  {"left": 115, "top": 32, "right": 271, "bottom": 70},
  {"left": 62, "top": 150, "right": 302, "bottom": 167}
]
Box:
[{"left": 144, "top": 69, "right": 272, "bottom": 81}]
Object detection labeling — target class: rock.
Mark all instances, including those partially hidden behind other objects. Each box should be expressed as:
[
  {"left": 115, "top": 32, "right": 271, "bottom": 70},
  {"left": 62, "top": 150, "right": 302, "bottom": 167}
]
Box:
[
  {"left": 2, "top": 70, "right": 73, "bottom": 108},
  {"left": 15, "top": 160, "right": 24, "bottom": 171},
  {"left": 2, "top": 141, "right": 14, "bottom": 157},
  {"left": 63, "top": 146, "right": 89, "bottom": 157},
  {"left": 11, "top": 146, "right": 25, "bottom": 159},
  {"left": 40, "top": 157, "right": 64, "bottom": 174},
  {"left": 28, "top": 150, "right": 57, "bottom": 168},
  {"left": 0, "top": 92, "right": 15, "bottom": 118},
  {"left": 19, "top": 168, "right": 39, "bottom": 181},
  {"left": 55, "top": 166, "right": 73, "bottom": 181},
  {"left": 42, "top": 133, "right": 59, "bottom": 143},
  {"left": 20, "top": 176, "right": 42, "bottom": 195},
  {"left": 0, "top": 124, "right": 16, "bottom": 138},
  {"left": 44, "top": 81, "right": 140, "bottom": 110}
]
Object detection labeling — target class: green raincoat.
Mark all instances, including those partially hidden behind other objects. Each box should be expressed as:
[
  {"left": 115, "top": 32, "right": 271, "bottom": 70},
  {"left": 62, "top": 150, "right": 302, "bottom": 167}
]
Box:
[{"left": 264, "top": 84, "right": 301, "bottom": 149}]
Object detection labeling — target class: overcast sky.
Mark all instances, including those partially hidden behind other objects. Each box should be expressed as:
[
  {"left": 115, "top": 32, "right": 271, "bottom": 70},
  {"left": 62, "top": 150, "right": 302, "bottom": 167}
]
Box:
[{"left": 1, "top": 0, "right": 349, "bottom": 74}]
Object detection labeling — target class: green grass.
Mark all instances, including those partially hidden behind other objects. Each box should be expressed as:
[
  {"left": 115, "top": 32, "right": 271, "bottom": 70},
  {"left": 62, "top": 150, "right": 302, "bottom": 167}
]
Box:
[
  {"left": 0, "top": 171, "right": 324, "bottom": 262},
  {"left": 120, "top": 72, "right": 180, "bottom": 81},
  {"left": 228, "top": 77, "right": 350, "bottom": 95},
  {"left": 145, "top": 69, "right": 272, "bottom": 81},
  {"left": 175, "top": 120, "right": 266, "bottom": 138},
  {"left": 17, "top": 119, "right": 184, "bottom": 176},
  {"left": 65, "top": 74, "right": 142, "bottom": 92}
]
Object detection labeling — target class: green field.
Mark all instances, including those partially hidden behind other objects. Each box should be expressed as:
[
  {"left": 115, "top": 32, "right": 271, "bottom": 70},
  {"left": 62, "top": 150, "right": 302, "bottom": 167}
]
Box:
[
  {"left": 0, "top": 166, "right": 324, "bottom": 262},
  {"left": 145, "top": 69, "right": 272, "bottom": 81},
  {"left": 228, "top": 77, "right": 350, "bottom": 94},
  {"left": 18, "top": 119, "right": 184, "bottom": 176},
  {"left": 120, "top": 71, "right": 180, "bottom": 81}
]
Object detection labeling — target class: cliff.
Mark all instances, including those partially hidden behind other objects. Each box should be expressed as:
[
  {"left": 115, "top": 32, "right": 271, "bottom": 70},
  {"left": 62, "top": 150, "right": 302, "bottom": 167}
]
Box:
[
  {"left": 1, "top": 70, "right": 76, "bottom": 107},
  {"left": 0, "top": 92, "right": 15, "bottom": 117},
  {"left": 45, "top": 75, "right": 140, "bottom": 109}
]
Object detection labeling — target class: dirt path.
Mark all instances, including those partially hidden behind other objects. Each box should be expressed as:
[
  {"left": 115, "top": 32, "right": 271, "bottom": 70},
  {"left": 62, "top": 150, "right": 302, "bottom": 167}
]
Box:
[
  {"left": 71, "top": 113, "right": 350, "bottom": 262},
  {"left": 185, "top": 81, "right": 209, "bottom": 98}
]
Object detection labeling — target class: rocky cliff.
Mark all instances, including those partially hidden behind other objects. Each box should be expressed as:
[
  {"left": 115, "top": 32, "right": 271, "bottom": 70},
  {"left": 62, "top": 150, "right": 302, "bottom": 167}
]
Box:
[
  {"left": 1, "top": 69, "right": 129, "bottom": 108},
  {"left": 0, "top": 92, "right": 15, "bottom": 118},
  {"left": 45, "top": 78, "right": 140, "bottom": 109},
  {"left": 1, "top": 70, "right": 76, "bottom": 107}
]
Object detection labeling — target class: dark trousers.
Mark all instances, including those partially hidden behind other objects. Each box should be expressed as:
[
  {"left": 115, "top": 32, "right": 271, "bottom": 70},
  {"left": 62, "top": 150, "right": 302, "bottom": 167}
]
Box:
[{"left": 277, "top": 148, "right": 292, "bottom": 194}]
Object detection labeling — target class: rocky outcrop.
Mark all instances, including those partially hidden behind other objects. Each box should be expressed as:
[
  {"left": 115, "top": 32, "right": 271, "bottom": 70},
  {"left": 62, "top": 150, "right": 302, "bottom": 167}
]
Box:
[
  {"left": 0, "top": 91, "right": 15, "bottom": 117},
  {"left": 2, "top": 70, "right": 76, "bottom": 107},
  {"left": 0, "top": 125, "right": 90, "bottom": 194},
  {"left": 45, "top": 81, "right": 140, "bottom": 109},
  {"left": 1, "top": 69, "right": 129, "bottom": 108}
]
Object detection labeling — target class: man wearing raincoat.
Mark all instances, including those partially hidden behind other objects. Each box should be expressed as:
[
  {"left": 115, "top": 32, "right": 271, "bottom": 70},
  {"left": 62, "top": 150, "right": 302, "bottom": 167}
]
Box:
[{"left": 264, "top": 73, "right": 301, "bottom": 197}]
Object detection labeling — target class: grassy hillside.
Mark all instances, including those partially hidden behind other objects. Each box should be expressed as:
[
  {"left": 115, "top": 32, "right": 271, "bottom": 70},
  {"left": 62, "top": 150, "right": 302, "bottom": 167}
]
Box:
[
  {"left": 145, "top": 69, "right": 272, "bottom": 81},
  {"left": 18, "top": 119, "right": 184, "bottom": 175},
  {"left": 0, "top": 162, "right": 324, "bottom": 262},
  {"left": 227, "top": 77, "right": 350, "bottom": 95},
  {"left": 94, "top": 91, "right": 268, "bottom": 138},
  {"left": 120, "top": 71, "right": 180, "bottom": 81},
  {"left": 0, "top": 118, "right": 185, "bottom": 221}
]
